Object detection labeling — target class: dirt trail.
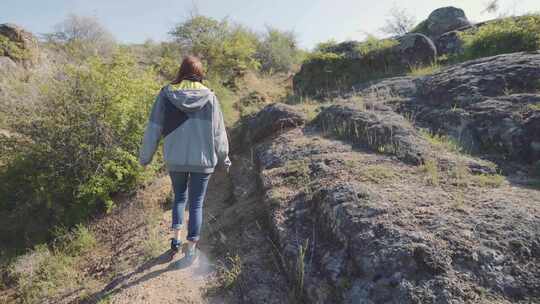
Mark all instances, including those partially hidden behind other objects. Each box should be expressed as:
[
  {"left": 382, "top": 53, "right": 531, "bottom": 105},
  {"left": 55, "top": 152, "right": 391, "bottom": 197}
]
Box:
[
  {"left": 103, "top": 215, "right": 214, "bottom": 304},
  {"left": 86, "top": 171, "right": 235, "bottom": 304}
]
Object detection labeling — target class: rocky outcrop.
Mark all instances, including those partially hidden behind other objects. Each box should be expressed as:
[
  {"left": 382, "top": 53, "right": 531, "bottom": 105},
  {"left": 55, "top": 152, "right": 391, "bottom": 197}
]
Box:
[
  {"left": 248, "top": 124, "right": 540, "bottom": 303},
  {"left": 315, "top": 103, "right": 428, "bottom": 165},
  {"left": 417, "top": 52, "right": 540, "bottom": 106},
  {"left": 413, "top": 6, "right": 471, "bottom": 40},
  {"left": 435, "top": 30, "right": 463, "bottom": 56},
  {"left": 395, "top": 33, "right": 437, "bottom": 66},
  {"left": 241, "top": 103, "right": 306, "bottom": 145},
  {"left": 293, "top": 34, "right": 436, "bottom": 97},
  {"left": 352, "top": 52, "right": 540, "bottom": 165},
  {"left": 0, "top": 23, "right": 39, "bottom": 66}
]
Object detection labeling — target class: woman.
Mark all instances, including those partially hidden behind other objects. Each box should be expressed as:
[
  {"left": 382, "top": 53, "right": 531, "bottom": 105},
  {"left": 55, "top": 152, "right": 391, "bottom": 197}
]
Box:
[{"left": 139, "top": 55, "right": 231, "bottom": 264}]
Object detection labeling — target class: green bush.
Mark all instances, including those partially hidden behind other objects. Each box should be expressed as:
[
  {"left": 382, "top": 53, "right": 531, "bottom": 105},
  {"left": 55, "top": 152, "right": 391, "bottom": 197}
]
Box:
[
  {"left": 170, "top": 15, "right": 260, "bottom": 84},
  {"left": 356, "top": 36, "right": 399, "bottom": 56},
  {"left": 0, "top": 34, "right": 29, "bottom": 61},
  {"left": 9, "top": 225, "right": 97, "bottom": 303},
  {"left": 255, "top": 27, "right": 301, "bottom": 73},
  {"left": 0, "top": 50, "right": 160, "bottom": 248},
  {"left": 459, "top": 15, "right": 540, "bottom": 60}
]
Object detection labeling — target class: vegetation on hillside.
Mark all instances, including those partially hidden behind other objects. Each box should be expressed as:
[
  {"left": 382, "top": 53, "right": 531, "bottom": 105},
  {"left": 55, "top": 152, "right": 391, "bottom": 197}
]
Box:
[
  {"left": 458, "top": 14, "right": 540, "bottom": 60},
  {"left": 0, "top": 13, "right": 302, "bottom": 256}
]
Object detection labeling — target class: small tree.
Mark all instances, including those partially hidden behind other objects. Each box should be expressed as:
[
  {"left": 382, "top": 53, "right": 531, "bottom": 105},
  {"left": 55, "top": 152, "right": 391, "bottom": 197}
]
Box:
[
  {"left": 380, "top": 6, "right": 416, "bottom": 36},
  {"left": 255, "top": 27, "right": 300, "bottom": 73},
  {"left": 169, "top": 15, "right": 260, "bottom": 84},
  {"left": 45, "top": 14, "right": 116, "bottom": 58},
  {"left": 482, "top": 0, "right": 500, "bottom": 14}
]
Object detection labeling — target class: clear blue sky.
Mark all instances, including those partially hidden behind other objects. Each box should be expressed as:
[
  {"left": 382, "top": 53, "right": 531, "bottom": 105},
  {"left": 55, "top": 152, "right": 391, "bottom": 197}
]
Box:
[{"left": 2, "top": 0, "right": 539, "bottom": 49}]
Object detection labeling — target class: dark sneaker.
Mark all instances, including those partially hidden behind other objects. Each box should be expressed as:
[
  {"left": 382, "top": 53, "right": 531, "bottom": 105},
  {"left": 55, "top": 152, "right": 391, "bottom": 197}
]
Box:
[{"left": 169, "top": 238, "right": 181, "bottom": 259}]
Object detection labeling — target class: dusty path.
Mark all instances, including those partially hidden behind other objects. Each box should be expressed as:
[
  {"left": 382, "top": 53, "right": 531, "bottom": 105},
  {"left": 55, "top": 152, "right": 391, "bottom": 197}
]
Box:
[{"left": 85, "top": 171, "right": 234, "bottom": 304}]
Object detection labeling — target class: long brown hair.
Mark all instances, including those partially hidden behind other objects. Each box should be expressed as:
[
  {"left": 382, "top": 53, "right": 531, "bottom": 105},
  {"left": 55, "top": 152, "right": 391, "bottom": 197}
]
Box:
[{"left": 171, "top": 55, "right": 205, "bottom": 85}]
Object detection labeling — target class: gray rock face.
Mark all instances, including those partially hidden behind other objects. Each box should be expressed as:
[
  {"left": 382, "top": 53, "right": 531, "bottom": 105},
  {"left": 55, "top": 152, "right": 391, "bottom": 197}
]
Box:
[
  {"left": 315, "top": 103, "right": 428, "bottom": 165},
  {"left": 396, "top": 33, "right": 438, "bottom": 66},
  {"left": 351, "top": 52, "right": 540, "bottom": 165},
  {"left": 421, "top": 6, "right": 471, "bottom": 39},
  {"left": 435, "top": 30, "right": 463, "bottom": 56},
  {"left": 0, "top": 23, "right": 39, "bottom": 65},
  {"left": 250, "top": 125, "right": 540, "bottom": 303},
  {"left": 418, "top": 52, "right": 540, "bottom": 106},
  {"left": 243, "top": 103, "right": 306, "bottom": 144}
]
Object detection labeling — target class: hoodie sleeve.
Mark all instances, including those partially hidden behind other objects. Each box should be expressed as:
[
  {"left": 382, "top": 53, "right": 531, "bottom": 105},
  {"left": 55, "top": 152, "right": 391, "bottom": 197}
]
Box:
[
  {"left": 139, "top": 89, "right": 165, "bottom": 166},
  {"left": 213, "top": 95, "right": 231, "bottom": 168}
]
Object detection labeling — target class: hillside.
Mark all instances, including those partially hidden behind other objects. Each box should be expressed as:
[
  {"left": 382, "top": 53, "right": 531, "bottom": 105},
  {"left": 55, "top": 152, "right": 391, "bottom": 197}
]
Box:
[{"left": 2, "top": 5, "right": 540, "bottom": 304}]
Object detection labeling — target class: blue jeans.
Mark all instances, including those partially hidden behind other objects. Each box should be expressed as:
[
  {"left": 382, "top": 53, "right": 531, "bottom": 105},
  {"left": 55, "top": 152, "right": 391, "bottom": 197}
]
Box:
[{"left": 169, "top": 171, "right": 211, "bottom": 242}]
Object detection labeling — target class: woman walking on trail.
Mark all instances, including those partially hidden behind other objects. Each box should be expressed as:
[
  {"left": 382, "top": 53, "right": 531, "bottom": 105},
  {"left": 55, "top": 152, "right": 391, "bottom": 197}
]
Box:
[{"left": 139, "top": 55, "right": 231, "bottom": 264}]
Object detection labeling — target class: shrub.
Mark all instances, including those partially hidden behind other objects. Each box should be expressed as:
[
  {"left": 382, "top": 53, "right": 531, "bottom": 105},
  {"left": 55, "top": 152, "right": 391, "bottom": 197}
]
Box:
[
  {"left": 421, "top": 158, "right": 440, "bottom": 186},
  {"left": 356, "top": 36, "right": 399, "bottom": 56},
  {"left": 303, "top": 51, "right": 344, "bottom": 64},
  {"left": 0, "top": 35, "right": 29, "bottom": 61},
  {"left": 420, "top": 129, "right": 464, "bottom": 153},
  {"left": 255, "top": 27, "right": 300, "bottom": 73},
  {"left": 408, "top": 62, "right": 441, "bottom": 76},
  {"left": 459, "top": 15, "right": 540, "bottom": 60},
  {"left": 170, "top": 15, "right": 260, "bottom": 84},
  {"left": 0, "top": 50, "right": 160, "bottom": 248},
  {"left": 9, "top": 225, "right": 97, "bottom": 303}
]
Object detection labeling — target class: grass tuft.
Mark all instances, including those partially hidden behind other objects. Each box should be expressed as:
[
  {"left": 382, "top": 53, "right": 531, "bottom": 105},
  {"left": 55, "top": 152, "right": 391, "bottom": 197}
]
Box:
[
  {"left": 408, "top": 62, "right": 441, "bottom": 76},
  {"left": 420, "top": 158, "right": 440, "bottom": 186}
]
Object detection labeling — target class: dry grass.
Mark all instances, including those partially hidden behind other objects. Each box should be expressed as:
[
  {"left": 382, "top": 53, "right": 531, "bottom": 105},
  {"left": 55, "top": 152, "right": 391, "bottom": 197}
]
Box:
[
  {"left": 8, "top": 225, "right": 98, "bottom": 304},
  {"left": 420, "top": 129, "right": 464, "bottom": 154},
  {"left": 421, "top": 158, "right": 440, "bottom": 186},
  {"left": 408, "top": 62, "right": 442, "bottom": 77},
  {"left": 470, "top": 174, "right": 505, "bottom": 188},
  {"left": 216, "top": 254, "right": 242, "bottom": 290}
]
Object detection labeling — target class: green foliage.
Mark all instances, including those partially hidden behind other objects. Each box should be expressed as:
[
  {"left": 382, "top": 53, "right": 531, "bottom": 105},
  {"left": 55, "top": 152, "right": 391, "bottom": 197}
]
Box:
[
  {"left": 0, "top": 50, "right": 160, "bottom": 248},
  {"left": 313, "top": 39, "right": 338, "bottom": 53},
  {"left": 0, "top": 34, "right": 29, "bottom": 61},
  {"left": 255, "top": 27, "right": 300, "bottom": 73},
  {"left": 356, "top": 36, "right": 399, "bottom": 56},
  {"left": 304, "top": 51, "right": 344, "bottom": 64},
  {"left": 421, "top": 158, "right": 440, "bottom": 186},
  {"left": 9, "top": 225, "right": 96, "bottom": 303},
  {"left": 420, "top": 129, "right": 464, "bottom": 153},
  {"left": 471, "top": 173, "right": 505, "bottom": 188},
  {"left": 408, "top": 62, "right": 441, "bottom": 76},
  {"left": 296, "top": 36, "right": 403, "bottom": 97},
  {"left": 459, "top": 15, "right": 540, "bottom": 60},
  {"left": 170, "top": 15, "right": 260, "bottom": 83}
]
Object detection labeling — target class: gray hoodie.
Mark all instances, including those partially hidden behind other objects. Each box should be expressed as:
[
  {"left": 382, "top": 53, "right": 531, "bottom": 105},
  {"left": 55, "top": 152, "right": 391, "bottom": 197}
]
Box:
[{"left": 139, "top": 85, "right": 231, "bottom": 173}]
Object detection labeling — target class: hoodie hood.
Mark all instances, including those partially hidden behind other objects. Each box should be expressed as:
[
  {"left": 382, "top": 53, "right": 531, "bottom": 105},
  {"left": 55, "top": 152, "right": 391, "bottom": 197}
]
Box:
[{"left": 164, "top": 85, "right": 213, "bottom": 112}]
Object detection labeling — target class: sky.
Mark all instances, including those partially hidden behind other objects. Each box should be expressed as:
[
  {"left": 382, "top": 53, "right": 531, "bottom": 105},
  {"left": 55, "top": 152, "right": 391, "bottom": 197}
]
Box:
[{"left": 1, "top": 0, "right": 540, "bottom": 49}]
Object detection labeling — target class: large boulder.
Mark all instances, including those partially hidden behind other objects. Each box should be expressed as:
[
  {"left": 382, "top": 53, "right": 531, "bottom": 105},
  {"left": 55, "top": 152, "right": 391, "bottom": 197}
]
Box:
[
  {"left": 435, "top": 30, "right": 463, "bottom": 56},
  {"left": 414, "top": 6, "right": 471, "bottom": 40},
  {"left": 293, "top": 34, "right": 436, "bottom": 97},
  {"left": 0, "top": 23, "right": 39, "bottom": 66},
  {"left": 243, "top": 103, "right": 306, "bottom": 144},
  {"left": 395, "top": 33, "right": 438, "bottom": 66}
]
